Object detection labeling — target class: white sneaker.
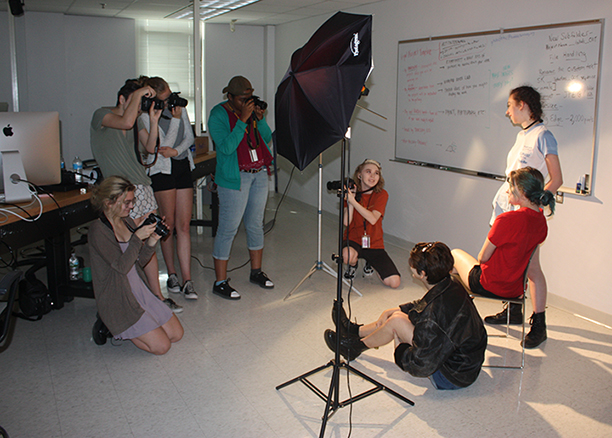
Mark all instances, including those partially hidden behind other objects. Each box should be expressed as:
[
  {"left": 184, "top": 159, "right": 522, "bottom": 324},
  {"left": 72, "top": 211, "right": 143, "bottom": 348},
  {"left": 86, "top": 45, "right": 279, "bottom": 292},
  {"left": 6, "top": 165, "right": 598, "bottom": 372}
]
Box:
[
  {"left": 164, "top": 298, "right": 183, "bottom": 313},
  {"left": 182, "top": 280, "right": 198, "bottom": 300},
  {"left": 167, "top": 273, "right": 181, "bottom": 294}
]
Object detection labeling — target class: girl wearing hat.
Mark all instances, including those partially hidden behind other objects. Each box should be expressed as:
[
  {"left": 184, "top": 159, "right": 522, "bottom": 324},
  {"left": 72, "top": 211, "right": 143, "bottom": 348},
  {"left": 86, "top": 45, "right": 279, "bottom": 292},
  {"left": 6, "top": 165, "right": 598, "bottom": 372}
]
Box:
[
  {"left": 207, "top": 76, "right": 275, "bottom": 300},
  {"left": 343, "top": 159, "right": 401, "bottom": 288}
]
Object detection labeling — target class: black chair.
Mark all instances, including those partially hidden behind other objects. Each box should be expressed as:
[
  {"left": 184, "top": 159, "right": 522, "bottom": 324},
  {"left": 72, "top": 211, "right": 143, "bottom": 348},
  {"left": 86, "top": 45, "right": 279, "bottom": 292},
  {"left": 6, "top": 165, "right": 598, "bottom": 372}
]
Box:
[{"left": 470, "top": 250, "right": 536, "bottom": 370}]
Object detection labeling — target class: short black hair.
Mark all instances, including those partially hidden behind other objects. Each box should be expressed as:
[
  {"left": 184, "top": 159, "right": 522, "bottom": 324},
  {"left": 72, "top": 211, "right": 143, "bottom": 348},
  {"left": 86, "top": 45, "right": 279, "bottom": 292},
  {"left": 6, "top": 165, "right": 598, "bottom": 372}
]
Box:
[{"left": 409, "top": 241, "right": 454, "bottom": 285}]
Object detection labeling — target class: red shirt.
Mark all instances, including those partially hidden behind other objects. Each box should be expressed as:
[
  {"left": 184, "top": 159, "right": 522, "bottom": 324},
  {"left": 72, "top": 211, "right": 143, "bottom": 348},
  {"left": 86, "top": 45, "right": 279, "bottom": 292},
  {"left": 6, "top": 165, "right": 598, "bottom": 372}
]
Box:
[
  {"left": 223, "top": 106, "right": 272, "bottom": 171},
  {"left": 345, "top": 189, "right": 389, "bottom": 249},
  {"left": 481, "top": 207, "right": 548, "bottom": 298}
]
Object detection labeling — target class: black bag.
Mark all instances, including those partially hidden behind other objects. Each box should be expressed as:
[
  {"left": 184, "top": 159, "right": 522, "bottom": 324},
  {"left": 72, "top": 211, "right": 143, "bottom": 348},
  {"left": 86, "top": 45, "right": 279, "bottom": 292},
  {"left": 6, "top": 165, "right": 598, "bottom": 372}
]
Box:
[{"left": 14, "top": 275, "right": 53, "bottom": 321}]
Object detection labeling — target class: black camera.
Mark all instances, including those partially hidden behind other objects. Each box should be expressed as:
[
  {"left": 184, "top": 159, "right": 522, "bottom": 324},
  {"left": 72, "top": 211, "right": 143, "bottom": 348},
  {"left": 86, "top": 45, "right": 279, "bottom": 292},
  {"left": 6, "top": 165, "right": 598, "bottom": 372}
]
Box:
[
  {"left": 141, "top": 213, "right": 169, "bottom": 238},
  {"left": 141, "top": 96, "right": 164, "bottom": 112},
  {"left": 327, "top": 178, "right": 356, "bottom": 191},
  {"left": 167, "top": 92, "right": 188, "bottom": 110},
  {"left": 249, "top": 95, "right": 268, "bottom": 111}
]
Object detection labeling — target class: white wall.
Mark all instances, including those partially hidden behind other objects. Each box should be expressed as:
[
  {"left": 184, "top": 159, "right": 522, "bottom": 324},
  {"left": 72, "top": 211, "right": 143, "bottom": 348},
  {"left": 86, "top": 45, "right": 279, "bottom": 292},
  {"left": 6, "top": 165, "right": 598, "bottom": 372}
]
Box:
[
  {"left": 274, "top": 0, "right": 612, "bottom": 324},
  {"left": 1, "top": 15, "right": 271, "bottom": 165},
  {"left": 205, "top": 23, "right": 268, "bottom": 126},
  {"left": 0, "top": 12, "right": 136, "bottom": 163}
]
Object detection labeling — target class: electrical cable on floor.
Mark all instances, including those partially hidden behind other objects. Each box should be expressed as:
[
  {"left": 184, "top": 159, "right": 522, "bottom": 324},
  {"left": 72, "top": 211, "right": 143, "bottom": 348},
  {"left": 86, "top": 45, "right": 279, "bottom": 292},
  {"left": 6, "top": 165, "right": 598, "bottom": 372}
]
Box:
[
  {"left": 191, "top": 166, "right": 296, "bottom": 272},
  {"left": 264, "top": 165, "right": 296, "bottom": 235}
]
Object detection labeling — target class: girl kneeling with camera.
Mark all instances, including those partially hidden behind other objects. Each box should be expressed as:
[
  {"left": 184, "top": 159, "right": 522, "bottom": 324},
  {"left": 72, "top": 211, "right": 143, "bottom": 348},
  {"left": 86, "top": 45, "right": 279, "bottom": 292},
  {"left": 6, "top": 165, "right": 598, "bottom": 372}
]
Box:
[
  {"left": 343, "top": 159, "right": 401, "bottom": 288},
  {"left": 89, "top": 176, "right": 183, "bottom": 354}
]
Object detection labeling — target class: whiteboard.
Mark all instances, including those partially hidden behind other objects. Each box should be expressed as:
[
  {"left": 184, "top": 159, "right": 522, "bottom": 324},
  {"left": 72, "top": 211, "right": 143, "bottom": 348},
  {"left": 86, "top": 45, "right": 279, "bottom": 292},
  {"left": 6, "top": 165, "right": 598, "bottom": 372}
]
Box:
[{"left": 394, "top": 20, "right": 603, "bottom": 193}]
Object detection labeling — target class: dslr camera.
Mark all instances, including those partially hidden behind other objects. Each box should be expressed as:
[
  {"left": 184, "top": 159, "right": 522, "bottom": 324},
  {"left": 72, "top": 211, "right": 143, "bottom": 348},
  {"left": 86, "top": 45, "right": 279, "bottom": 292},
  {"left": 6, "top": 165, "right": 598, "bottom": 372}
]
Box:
[
  {"left": 141, "top": 96, "right": 164, "bottom": 112},
  {"left": 327, "top": 178, "right": 356, "bottom": 191},
  {"left": 248, "top": 95, "right": 268, "bottom": 111},
  {"left": 167, "top": 92, "right": 188, "bottom": 110},
  {"left": 141, "top": 213, "right": 170, "bottom": 238}
]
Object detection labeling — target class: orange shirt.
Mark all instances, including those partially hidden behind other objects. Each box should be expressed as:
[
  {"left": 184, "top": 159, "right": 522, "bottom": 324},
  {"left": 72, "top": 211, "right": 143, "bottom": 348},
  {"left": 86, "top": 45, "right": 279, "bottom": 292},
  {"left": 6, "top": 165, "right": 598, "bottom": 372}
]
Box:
[{"left": 345, "top": 189, "right": 389, "bottom": 249}]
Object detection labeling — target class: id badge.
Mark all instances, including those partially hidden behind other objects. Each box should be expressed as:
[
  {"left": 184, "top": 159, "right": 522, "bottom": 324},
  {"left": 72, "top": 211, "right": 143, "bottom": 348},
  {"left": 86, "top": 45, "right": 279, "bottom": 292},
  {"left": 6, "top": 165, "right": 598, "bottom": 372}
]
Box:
[
  {"left": 249, "top": 148, "right": 259, "bottom": 162},
  {"left": 361, "top": 234, "right": 371, "bottom": 249}
]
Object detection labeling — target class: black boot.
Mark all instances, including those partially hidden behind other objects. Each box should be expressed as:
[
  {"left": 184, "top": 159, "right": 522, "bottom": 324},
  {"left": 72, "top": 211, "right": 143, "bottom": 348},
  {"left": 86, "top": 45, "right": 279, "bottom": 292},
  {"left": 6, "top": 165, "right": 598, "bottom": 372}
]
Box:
[
  {"left": 324, "top": 329, "right": 368, "bottom": 361},
  {"left": 92, "top": 316, "right": 111, "bottom": 345},
  {"left": 332, "top": 300, "right": 362, "bottom": 337},
  {"left": 523, "top": 312, "right": 547, "bottom": 349},
  {"left": 484, "top": 302, "right": 523, "bottom": 325}
]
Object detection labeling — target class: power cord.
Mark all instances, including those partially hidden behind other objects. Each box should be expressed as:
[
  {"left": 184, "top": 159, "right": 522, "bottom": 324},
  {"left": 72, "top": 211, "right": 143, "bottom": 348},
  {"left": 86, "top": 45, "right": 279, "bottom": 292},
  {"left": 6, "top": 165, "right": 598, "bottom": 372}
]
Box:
[
  {"left": 190, "top": 165, "right": 296, "bottom": 272},
  {"left": 0, "top": 181, "right": 43, "bottom": 222}
]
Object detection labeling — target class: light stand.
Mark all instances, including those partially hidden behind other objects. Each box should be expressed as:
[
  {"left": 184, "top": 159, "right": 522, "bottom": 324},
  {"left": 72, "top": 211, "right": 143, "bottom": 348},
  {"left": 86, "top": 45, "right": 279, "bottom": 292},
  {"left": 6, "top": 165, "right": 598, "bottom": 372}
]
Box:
[
  {"left": 276, "top": 134, "right": 413, "bottom": 438},
  {"left": 284, "top": 154, "right": 361, "bottom": 301}
]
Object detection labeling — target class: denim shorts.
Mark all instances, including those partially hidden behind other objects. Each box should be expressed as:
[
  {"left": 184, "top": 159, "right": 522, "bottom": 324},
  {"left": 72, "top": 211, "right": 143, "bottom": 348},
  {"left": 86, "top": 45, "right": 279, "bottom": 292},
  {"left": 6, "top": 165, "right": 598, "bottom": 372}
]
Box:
[{"left": 429, "top": 369, "right": 460, "bottom": 390}]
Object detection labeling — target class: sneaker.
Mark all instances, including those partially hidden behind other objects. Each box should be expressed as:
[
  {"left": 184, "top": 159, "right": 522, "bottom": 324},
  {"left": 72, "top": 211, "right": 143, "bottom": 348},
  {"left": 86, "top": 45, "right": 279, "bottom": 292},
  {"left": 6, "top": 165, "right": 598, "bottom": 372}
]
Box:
[
  {"left": 167, "top": 273, "right": 181, "bottom": 294},
  {"left": 484, "top": 302, "right": 523, "bottom": 325},
  {"left": 249, "top": 271, "right": 274, "bottom": 289},
  {"left": 213, "top": 279, "right": 241, "bottom": 300},
  {"left": 182, "top": 280, "right": 198, "bottom": 300},
  {"left": 164, "top": 297, "right": 184, "bottom": 313},
  {"left": 344, "top": 264, "right": 357, "bottom": 279},
  {"left": 363, "top": 262, "right": 374, "bottom": 276}
]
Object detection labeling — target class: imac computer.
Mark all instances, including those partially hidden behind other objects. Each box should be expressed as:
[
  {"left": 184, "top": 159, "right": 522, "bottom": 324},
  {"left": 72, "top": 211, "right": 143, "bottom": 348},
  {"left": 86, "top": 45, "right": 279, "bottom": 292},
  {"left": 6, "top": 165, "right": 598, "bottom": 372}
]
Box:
[{"left": 0, "top": 111, "right": 61, "bottom": 203}]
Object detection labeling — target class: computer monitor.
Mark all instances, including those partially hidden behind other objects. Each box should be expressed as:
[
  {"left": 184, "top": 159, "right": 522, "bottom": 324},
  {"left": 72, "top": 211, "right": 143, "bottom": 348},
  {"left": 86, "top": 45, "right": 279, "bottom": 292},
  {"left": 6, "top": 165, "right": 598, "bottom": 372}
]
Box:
[{"left": 0, "top": 111, "right": 61, "bottom": 202}]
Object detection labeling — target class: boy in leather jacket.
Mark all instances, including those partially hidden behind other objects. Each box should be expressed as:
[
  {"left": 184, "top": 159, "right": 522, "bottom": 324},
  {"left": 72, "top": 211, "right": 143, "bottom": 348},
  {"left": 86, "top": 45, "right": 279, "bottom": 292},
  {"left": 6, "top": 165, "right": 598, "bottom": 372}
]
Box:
[{"left": 325, "top": 241, "right": 487, "bottom": 389}]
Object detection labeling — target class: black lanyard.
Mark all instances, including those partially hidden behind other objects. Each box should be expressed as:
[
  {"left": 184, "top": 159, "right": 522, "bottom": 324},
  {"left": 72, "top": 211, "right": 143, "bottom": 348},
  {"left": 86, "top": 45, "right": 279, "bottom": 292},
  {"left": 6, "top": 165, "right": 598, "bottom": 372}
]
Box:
[{"left": 361, "top": 191, "right": 374, "bottom": 234}]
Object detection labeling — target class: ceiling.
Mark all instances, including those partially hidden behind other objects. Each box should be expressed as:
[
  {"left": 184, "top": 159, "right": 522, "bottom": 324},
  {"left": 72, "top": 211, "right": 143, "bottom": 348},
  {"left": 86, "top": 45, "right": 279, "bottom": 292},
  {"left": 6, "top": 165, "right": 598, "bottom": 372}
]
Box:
[{"left": 2, "top": 0, "right": 383, "bottom": 26}]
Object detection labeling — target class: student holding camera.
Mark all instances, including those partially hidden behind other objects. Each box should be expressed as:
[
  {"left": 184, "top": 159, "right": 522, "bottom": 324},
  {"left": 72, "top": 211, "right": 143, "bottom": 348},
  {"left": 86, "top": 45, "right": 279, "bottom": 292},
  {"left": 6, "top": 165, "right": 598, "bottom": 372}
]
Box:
[
  {"left": 138, "top": 76, "right": 198, "bottom": 301},
  {"left": 89, "top": 176, "right": 183, "bottom": 355},
  {"left": 342, "top": 159, "right": 401, "bottom": 288},
  {"left": 90, "top": 79, "right": 183, "bottom": 313},
  {"left": 207, "top": 76, "right": 274, "bottom": 300}
]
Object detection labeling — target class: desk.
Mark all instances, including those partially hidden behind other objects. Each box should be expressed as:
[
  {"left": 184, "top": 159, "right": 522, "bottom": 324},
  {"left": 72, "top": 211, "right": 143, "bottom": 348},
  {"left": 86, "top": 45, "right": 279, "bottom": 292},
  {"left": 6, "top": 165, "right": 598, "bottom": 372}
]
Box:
[
  {"left": 190, "top": 151, "right": 218, "bottom": 236},
  {"left": 0, "top": 189, "right": 97, "bottom": 309}
]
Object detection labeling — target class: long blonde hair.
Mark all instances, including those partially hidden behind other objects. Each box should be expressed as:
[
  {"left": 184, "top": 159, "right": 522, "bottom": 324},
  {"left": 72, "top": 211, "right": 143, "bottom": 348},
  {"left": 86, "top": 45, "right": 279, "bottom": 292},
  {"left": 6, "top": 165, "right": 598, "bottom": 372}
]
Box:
[
  {"left": 90, "top": 176, "right": 135, "bottom": 213},
  {"left": 353, "top": 159, "right": 385, "bottom": 193}
]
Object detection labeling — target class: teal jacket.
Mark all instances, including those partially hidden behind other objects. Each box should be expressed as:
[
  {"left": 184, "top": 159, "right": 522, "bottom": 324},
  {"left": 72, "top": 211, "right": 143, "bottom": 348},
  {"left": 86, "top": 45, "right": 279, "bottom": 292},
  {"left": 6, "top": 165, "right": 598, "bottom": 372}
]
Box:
[{"left": 208, "top": 102, "right": 273, "bottom": 190}]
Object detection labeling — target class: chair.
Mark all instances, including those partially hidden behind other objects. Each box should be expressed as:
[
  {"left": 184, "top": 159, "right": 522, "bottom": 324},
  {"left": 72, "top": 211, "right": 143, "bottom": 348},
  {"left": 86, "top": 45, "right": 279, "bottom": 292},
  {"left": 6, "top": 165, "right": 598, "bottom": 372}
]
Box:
[{"left": 469, "top": 250, "right": 536, "bottom": 370}]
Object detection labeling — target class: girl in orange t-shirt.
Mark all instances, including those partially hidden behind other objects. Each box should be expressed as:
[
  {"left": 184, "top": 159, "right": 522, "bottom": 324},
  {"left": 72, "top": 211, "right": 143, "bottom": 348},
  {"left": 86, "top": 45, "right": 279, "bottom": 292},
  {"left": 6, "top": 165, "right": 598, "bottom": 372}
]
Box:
[{"left": 343, "top": 159, "right": 401, "bottom": 288}]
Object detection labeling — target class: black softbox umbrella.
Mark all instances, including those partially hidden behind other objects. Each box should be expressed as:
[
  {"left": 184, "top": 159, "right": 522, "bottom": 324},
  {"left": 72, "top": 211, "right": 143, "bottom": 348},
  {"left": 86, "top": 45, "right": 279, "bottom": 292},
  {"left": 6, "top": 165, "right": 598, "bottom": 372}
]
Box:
[{"left": 274, "top": 12, "right": 372, "bottom": 171}]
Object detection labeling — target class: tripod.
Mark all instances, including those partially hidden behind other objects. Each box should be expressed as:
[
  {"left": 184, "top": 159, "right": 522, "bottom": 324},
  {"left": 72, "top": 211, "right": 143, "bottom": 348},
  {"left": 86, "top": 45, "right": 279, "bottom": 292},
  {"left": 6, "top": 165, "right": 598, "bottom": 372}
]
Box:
[
  {"left": 284, "top": 154, "right": 361, "bottom": 300},
  {"left": 276, "top": 136, "right": 413, "bottom": 438}
]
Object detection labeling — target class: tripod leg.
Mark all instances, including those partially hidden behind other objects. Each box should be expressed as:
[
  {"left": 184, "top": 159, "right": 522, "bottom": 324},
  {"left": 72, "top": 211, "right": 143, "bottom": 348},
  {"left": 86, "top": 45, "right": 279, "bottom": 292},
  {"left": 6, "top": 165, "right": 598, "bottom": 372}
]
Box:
[
  {"left": 319, "top": 360, "right": 341, "bottom": 438},
  {"left": 275, "top": 360, "right": 334, "bottom": 391},
  {"left": 284, "top": 262, "right": 318, "bottom": 301}
]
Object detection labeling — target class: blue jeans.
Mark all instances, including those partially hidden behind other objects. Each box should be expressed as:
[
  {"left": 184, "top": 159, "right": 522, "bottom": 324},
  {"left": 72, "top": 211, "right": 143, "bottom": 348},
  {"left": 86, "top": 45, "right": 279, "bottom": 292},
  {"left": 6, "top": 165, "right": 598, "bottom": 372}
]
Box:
[
  {"left": 428, "top": 369, "right": 461, "bottom": 390},
  {"left": 213, "top": 170, "right": 268, "bottom": 260}
]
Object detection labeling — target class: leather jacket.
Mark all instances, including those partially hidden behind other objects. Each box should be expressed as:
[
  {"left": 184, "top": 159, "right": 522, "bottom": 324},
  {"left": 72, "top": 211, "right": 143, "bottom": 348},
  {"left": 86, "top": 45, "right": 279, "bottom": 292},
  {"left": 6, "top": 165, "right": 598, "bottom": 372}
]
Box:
[{"left": 394, "top": 276, "right": 487, "bottom": 388}]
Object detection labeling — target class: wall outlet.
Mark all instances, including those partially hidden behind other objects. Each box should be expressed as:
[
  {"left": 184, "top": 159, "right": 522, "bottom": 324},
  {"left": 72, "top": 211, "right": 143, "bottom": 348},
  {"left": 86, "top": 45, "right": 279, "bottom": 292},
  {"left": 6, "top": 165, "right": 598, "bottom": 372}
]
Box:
[{"left": 555, "top": 192, "right": 564, "bottom": 204}]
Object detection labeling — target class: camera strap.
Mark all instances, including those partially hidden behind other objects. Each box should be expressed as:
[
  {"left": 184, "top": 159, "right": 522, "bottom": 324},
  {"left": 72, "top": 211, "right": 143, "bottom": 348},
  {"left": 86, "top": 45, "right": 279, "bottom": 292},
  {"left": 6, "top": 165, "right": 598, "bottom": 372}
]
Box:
[{"left": 133, "top": 124, "right": 159, "bottom": 168}]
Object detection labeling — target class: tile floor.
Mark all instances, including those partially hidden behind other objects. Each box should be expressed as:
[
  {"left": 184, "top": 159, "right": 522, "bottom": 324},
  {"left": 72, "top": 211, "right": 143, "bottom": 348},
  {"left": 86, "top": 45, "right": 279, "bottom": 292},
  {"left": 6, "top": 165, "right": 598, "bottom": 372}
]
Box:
[{"left": 1, "top": 195, "right": 611, "bottom": 438}]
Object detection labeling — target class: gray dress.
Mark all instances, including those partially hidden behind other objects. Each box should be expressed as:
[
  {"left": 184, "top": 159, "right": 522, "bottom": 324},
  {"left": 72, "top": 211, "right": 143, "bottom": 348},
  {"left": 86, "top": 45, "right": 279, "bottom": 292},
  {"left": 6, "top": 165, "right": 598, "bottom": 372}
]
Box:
[{"left": 115, "top": 242, "right": 172, "bottom": 340}]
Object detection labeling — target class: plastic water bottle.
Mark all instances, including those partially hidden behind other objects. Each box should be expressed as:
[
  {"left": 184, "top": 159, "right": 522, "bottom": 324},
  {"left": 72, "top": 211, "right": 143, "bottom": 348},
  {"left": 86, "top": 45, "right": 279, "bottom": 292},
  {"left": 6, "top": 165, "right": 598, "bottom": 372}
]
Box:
[
  {"left": 60, "top": 156, "right": 65, "bottom": 170},
  {"left": 72, "top": 156, "right": 83, "bottom": 182},
  {"left": 69, "top": 251, "right": 80, "bottom": 281}
]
